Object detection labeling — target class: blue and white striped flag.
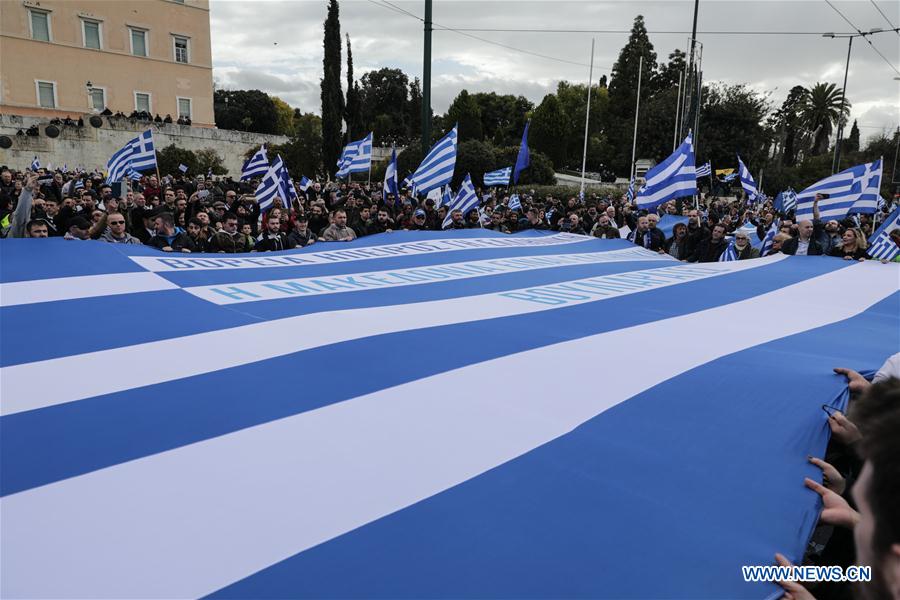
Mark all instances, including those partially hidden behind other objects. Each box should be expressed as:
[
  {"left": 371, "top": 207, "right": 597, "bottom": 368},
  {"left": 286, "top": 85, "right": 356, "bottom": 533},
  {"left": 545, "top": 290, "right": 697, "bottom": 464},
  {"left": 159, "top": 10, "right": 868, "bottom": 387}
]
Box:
[
  {"left": 636, "top": 133, "right": 696, "bottom": 210},
  {"left": 383, "top": 147, "right": 399, "bottom": 201},
  {"left": 30, "top": 156, "right": 40, "bottom": 171},
  {"left": 508, "top": 194, "right": 522, "bottom": 211},
  {"left": 723, "top": 173, "right": 738, "bottom": 182},
  {"left": 336, "top": 133, "right": 373, "bottom": 178},
  {"left": 127, "top": 167, "right": 143, "bottom": 181},
  {"left": 105, "top": 141, "right": 135, "bottom": 184},
  {"left": 298, "top": 176, "right": 312, "bottom": 192},
  {"left": 442, "top": 173, "right": 477, "bottom": 229},
  {"left": 626, "top": 177, "right": 636, "bottom": 203},
  {"left": 867, "top": 204, "right": 900, "bottom": 261},
  {"left": 719, "top": 240, "right": 738, "bottom": 262},
  {"left": 737, "top": 156, "right": 758, "bottom": 201},
  {"left": 2, "top": 234, "right": 897, "bottom": 600},
  {"left": 695, "top": 162, "right": 711, "bottom": 178},
  {"left": 129, "top": 130, "right": 157, "bottom": 172},
  {"left": 795, "top": 161, "right": 877, "bottom": 220},
  {"left": 759, "top": 223, "right": 779, "bottom": 256},
  {"left": 484, "top": 167, "right": 512, "bottom": 187},
  {"left": 438, "top": 185, "right": 452, "bottom": 209},
  {"left": 775, "top": 189, "right": 797, "bottom": 214},
  {"left": 178, "top": 164, "right": 189, "bottom": 174},
  {"left": 411, "top": 125, "right": 458, "bottom": 196},
  {"left": 241, "top": 146, "right": 269, "bottom": 181},
  {"left": 277, "top": 156, "right": 298, "bottom": 203},
  {"left": 73, "top": 179, "right": 84, "bottom": 191},
  {"left": 848, "top": 158, "right": 882, "bottom": 215},
  {"left": 255, "top": 156, "right": 285, "bottom": 212}
]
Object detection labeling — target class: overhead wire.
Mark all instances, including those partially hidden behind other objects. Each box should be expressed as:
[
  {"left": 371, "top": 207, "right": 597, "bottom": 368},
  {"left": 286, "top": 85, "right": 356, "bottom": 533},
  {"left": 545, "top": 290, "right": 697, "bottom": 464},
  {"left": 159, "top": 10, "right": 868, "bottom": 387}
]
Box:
[{"left": 824, "top": 0, "right": 900, "bottom": 76}]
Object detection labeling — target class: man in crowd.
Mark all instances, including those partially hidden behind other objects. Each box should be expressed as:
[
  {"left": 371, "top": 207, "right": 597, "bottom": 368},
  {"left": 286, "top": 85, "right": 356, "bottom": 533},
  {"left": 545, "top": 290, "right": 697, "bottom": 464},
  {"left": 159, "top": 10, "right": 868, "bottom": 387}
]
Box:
[
  {"left": 147, "top": 212, "right": 194, "bottom": 252},
  {"left": 629, "top": 215, "right": 666, "bottom": 252},
  {"left": 209, "top": 212, "right": 253, "bottom": 253},
  {"left": 320, "top": 209, "right": 357, "bottom": 242},
  {"left": 99, "top": 212, "right": 141, "bottom": 244},
  {"left": 288, "top": 214, "right": 317, "bottom": 247},
  {"left": 255, "top": 213, "right": 296, "bottom": 252},
  {"left": 688, "top": 222, "right": 728, "bottom": 262},
  {"left": 782, "top": 220, "right": 825, "bottom": 256}
]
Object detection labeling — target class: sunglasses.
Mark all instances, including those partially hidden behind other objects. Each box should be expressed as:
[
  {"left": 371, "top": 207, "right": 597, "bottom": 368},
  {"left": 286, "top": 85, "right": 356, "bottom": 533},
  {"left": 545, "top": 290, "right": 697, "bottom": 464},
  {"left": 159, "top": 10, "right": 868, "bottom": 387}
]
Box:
[{"left": 108, "top": 220, "right": 126, "bottom": 225}]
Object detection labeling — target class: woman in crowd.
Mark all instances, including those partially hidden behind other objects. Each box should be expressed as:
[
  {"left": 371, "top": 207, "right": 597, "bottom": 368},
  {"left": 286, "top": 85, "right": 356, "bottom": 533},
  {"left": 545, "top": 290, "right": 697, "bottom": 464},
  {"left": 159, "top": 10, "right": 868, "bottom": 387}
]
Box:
[{"left": 829, "top": 228, "right": 868, "bottom": 261}]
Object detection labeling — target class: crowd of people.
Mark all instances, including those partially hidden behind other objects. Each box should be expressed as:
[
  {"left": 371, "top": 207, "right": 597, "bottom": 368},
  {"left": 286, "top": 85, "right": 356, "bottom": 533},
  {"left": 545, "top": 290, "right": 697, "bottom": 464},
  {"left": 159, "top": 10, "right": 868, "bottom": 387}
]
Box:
[
  {"left": 1, "top": 161, "right": 899, "bottom": 599},
  {"left": 1, "top": 165, "right": 897, "bottom": 263}
]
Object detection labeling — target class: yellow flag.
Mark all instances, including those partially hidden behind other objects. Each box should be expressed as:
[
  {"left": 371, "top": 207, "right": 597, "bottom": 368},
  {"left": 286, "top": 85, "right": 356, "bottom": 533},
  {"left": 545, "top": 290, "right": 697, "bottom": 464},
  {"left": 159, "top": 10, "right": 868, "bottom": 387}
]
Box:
[{"left": 715, "top": 168, "right": 734, "bottom": 176}]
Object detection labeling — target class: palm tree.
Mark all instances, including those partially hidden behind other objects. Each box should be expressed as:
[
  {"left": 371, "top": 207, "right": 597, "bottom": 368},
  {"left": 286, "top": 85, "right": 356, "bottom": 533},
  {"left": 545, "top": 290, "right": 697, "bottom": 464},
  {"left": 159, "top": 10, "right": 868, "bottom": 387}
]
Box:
[{"left": 799, "top": 82, "right": 850, "bottom": 156}]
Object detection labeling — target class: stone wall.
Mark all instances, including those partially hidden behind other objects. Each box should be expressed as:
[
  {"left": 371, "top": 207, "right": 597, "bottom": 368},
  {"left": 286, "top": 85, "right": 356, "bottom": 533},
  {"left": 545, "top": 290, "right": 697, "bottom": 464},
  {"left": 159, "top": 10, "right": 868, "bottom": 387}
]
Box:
[{"left": 0, "top": 115, "right": 289, "bottom": 176}]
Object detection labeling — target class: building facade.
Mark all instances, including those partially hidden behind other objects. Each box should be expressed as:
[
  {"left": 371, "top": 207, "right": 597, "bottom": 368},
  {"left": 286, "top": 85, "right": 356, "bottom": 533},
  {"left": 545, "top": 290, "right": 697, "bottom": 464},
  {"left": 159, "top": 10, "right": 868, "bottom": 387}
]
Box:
[{"left": 0, "top": 0, "right": 215, "bottom": 126}]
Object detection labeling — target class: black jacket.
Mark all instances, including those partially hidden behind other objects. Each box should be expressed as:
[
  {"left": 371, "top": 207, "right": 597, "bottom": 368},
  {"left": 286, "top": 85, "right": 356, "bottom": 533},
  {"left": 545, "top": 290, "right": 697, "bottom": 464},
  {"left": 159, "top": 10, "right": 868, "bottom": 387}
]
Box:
[
  {"left": 254, "top": 231, "right": 296, "bottom": 252},
  {"left": 688, "top": 237, "right": 728, "bottom": 262},
  {"left": 782, "top": 237, "right": 824, "bottom": 256},
  {"left": 629, "top": 227, "right": 666, "bottom": 251}
]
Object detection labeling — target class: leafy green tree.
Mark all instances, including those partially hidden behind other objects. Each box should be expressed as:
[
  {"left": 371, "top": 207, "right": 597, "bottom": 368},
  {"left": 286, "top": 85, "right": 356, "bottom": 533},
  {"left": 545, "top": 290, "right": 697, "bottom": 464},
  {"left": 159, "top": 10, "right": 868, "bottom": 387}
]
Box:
[
  {"left": 530, "top": 94, "right": 568, "bottom": 168},
  {"left": 157, "top": 144, "right": 198, "bottom": 177},
  {"left": 320, "top": 0, "right": 344, "bottom": 176},
  {"left": 195, "top": 148, "right": 227, "bottom": 175},
  {"left": 842, "top": 119, "right": 860, "bottom": 153},
  {"left": 408, "top": 77, "right": 423, "bottom": 141},
  {"left": 359, "top": 68, "right": 410, "bottom": 144},
  {"left": 770, "top": 85, "right": 808, "bottom": 167},
  {"left": 470, "top": 92, "right": 533, "bottom": 146},
  {"left": 555, "top": 81, "right": 608, "bottom": 167},
  {"left": 213, "top": 89, "right": 279, "bottom": 134},
  {"left": 271, "top": 96, "right": 296, "bottom": 136},
  {"left": 446, "top": 90, "right": 483, "bottom": 141},
  {"left": 455, "top": 140, "right": 497, "bottom": 187},
  {"left": 699, "top": 83, "right": 771, "bottom": 172}
]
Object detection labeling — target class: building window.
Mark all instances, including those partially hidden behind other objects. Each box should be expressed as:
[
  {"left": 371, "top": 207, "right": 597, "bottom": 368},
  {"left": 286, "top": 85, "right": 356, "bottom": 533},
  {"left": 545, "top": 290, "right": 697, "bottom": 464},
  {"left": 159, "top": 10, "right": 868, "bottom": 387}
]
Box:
[
  {"left": 89, "top": 87, "right": 106, "bottom": 112},
  {"left": 36, "top": 81, "right": 57, "bottom": 108},
  {"left": 82, "top": 20, "right": 101, "bottom": 49},
  {"left": 130, "top": 28, "right": 147, "bottom": 57},
  {"left": 134, "top": 91, "right": 151, "bottom": 113},
  {"left": 177, "top": 97, "right": 192, "bottom": 119},
  {"left": 30, "top": 10, "right": 51, "bottom": 42},
  {"left": 173, "top": 36, "right": 189, "bottom": 63}
]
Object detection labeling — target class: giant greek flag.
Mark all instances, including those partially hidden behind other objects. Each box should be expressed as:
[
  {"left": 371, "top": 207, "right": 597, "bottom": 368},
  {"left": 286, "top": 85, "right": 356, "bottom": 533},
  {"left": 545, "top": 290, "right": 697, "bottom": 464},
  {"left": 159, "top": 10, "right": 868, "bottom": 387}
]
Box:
[{"left": 1, "top": 234, "right": 898, "bottom": 599}]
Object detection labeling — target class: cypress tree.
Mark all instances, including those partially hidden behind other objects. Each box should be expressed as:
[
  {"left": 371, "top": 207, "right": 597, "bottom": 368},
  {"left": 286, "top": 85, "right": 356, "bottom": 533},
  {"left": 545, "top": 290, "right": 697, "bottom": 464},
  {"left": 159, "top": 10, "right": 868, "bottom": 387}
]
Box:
[{"left": 321, "top": 0, "right": 344, "bottom": 176}]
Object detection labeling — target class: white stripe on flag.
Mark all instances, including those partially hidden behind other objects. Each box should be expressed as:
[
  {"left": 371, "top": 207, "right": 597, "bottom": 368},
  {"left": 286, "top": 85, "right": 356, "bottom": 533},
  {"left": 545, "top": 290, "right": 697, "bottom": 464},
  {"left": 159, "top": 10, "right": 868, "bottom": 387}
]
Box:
[
  {"left": 1, "top": 261, "right": 893, "bottom": 600},
  {"left": 0, "top": 273, "right": 179, "bottom": 308},
  {"left": 0, "top": 258, "right": 782, "bottom": 416}
]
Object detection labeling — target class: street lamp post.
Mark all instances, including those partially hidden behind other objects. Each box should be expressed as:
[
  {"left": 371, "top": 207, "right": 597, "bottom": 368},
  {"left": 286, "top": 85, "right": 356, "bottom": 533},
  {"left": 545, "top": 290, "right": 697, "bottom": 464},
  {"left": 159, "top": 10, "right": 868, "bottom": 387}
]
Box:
[{"left": 823, "top": 28, "right": 899, "bottom": 174}]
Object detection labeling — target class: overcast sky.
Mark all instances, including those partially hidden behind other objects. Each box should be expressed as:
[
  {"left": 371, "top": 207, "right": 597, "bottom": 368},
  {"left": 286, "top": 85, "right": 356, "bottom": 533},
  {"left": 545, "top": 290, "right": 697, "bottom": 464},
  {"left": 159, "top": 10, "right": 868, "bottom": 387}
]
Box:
[{"left": 210, "top": 0, "right": 900, "bottom": 143}]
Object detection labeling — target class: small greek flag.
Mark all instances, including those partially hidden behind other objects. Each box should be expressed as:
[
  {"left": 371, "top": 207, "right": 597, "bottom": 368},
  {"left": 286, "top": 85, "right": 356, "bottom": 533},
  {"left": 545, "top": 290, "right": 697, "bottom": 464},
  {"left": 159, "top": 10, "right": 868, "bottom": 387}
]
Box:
[
  {"left": 636, "top": 133, "right": 696, "bottom": 210},
  {"left": 383, "top": 147, "right": 399, "bottom": 200},
  {"left": 438, "top": 185, "right": 452, "bottom": 209},
  {"left": 298, "top": 176, "right": 311, "bottom": 192},
  {"left": 255, "top": 156, "right": 285, "bottom": 212},
  {"left": 695, "top": 162, "right": 711, "bottom": 178},
  {"left": 759, "top": 223, "right": 779, "bottom": 256},
  {"left": 737, "top": 156, "right": 758, "bottom": 201},
  {"left": 867, "top": 205, "right": 900, "bottom": 261},
  {"left": 336, "top": 133, "right": 373, "bottom": 178},
  {"left": 178, "top": 164, "right": 189, "bottom": 174},
  {"left": 277, "top": 156, "right": 298, "bottom": 203},
  {"left": 30, "top": 157, "right": 40, "bottom": 171},
  {"left": 723, "top": 173, "right": 738, "bottom": 182},
  {"left": 626, "top": 177, "right": 636, "bottom": 203},
  {"left": 508, "top": 194, "right": 521, "bottom": 211},
  {"left": 241, "top": 146, "right": 269, "bottom": 181},
  {"left": 442, "top": 173, "right": 478, "bottom": 229},
  {"left": 484, "top": 167, "right": 511, "bottom": 187},
  {"left": 719, "top": 241, "right": 738, "bottom": 262},
  {"left": 410, "top": 125, "right": 458, "bottom": 196}
]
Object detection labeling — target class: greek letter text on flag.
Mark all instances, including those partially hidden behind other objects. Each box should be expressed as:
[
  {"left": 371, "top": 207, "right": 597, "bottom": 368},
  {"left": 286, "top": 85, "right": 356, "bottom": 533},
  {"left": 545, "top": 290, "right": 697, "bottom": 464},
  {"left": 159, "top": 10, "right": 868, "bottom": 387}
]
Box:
[
  {"left": 484, "top": 167, "right": 512, "bottom": 187},
  {"left": 0, "top": 234, "right": 897, "bottom": 599},
  {"left": 737, "top": 155, "right": 758, "bottom": 200},
  {"left": 410, "top": 125, "right": 458, "bottom": 196},
  {"left": 636, "top": 133, "right": 696, "bottom": 210},
  {"left": 867, "top": 205, "right": 900, "bottom": 261}
]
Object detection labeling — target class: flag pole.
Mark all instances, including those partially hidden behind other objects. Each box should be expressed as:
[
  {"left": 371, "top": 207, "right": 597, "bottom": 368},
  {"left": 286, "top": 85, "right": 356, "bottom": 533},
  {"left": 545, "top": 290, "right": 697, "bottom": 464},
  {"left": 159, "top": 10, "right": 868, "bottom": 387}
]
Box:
[
  {"left": 673, "top": 70, "right": 683, "bottom": 152},
  {"left": 579, "top": 38, "right": 595, "bottom": 200},
  {"left": 630, "top": 55, "right": 644, "bottom": 182}
]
